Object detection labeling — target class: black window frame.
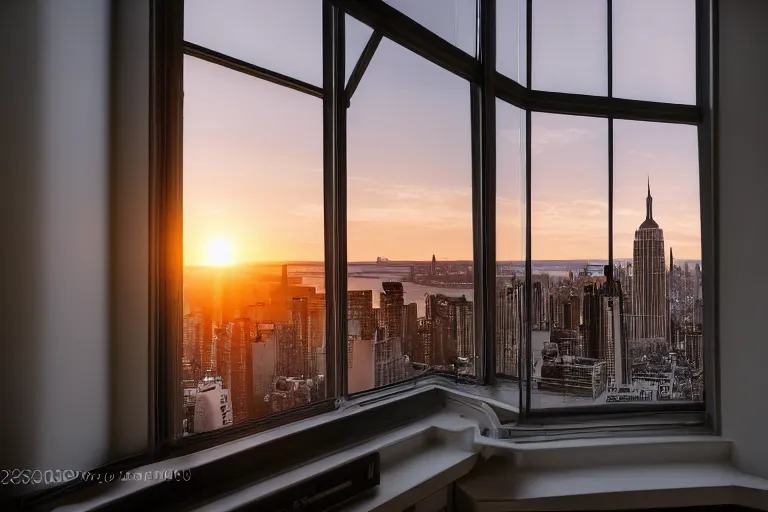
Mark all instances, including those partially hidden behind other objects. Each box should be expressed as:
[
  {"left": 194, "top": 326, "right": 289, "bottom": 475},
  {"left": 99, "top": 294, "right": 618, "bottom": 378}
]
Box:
[{"left": 150, "top": 0, "right": 717, "bottom": 455}]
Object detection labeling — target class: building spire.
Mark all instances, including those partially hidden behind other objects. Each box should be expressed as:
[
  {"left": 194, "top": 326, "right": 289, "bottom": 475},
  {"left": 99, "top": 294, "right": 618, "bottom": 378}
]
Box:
[
  {"left": 670, "top": 247, "right": 674, "bottom": 272},
  {"left": 646, "top": 176, "right": 654, "bottom": 221}
]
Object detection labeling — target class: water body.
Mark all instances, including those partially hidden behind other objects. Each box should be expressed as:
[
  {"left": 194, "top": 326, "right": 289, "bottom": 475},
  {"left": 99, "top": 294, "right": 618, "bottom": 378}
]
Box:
[{"left": 300, "top": 274, "right": 470, "bottom": 318}]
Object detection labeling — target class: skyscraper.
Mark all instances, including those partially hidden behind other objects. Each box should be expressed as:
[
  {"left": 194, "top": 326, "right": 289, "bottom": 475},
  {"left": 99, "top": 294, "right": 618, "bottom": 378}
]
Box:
[
  {"left": 230, "top": 318, "right": 254, "bottom": 424},
  {"left": 380, "top": 282, "right": 405, "bottom": 340},
  {"left": 631, "top": 180, "right": 668, "bottom": 341}
]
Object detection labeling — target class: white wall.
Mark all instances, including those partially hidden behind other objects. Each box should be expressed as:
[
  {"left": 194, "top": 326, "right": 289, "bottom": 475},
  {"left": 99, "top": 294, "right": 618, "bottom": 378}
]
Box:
[
  {"left": 718, "top": 0, "right": 768, "bottom": 480},
  {"left": 0, "top": 0, "right": 150, "bottom": 487}
]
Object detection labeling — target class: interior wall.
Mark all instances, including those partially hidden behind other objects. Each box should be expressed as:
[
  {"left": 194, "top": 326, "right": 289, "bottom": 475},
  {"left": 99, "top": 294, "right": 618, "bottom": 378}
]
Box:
[
  {"left": 0, "top": 0, "right": 112, "bottom": 475},
  {"left": 0, "top": 0, "right": 151, "bottom": 492},
  {"left": 717, "top": 0, "right": 768, "bottom": 480}
]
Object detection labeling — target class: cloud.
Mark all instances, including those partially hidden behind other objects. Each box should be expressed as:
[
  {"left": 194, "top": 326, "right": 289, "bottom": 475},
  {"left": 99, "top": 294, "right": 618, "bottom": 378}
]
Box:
[
  {"left": 615, "top": 207, "right": 643, "bottom": 217},
  {"left": 531, "top": 127, "right": 588, "bottom": 155},
  {"left": 360, "top": 184, "right": 472, "bottom": 203},
  {"left": 346, "top": 183, "right": 473, "bottom": 229},
  {"left": 348, "top": 175, "right": 374, "bottom": 183}
]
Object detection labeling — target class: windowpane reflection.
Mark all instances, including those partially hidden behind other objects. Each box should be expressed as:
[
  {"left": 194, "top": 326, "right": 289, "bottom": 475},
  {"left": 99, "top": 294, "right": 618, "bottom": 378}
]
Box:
[
  {"left": 182, "top": 57, "right": 327, "bottom": 435},
  {"left": 531, "top": 113, "right": 608, "bottom": 408},
  {"left": 614, "top": 120, "right": 702, "bottom": 402},
  {"left": 346, "top": 39, "right": 474, "bottom": 393}
]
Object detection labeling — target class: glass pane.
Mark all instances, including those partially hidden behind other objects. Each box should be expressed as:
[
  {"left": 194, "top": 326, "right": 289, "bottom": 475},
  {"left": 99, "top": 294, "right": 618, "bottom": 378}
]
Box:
[
  {"left": 184, "top": 0, "right": 322, "bottom": 86},
  {"left": 530, "top": 113, "right": 608, "bottom": 408},
  {"left": 346, "top": 15, "right": 375, "bottom": 85},
  {"left": 614, "top": 120, "right": 702, "bottom": 402},
  {"left": 182, "top": 56, "right": 327, "bottom": 435},
  {"left": 497, "top": 0, "right": 527, "bottom": 85},
  {"left": 382, "top": 0, "right": 478, "bottom": 56},
  {"left": 613, "top": 0, "right": 697, "bottom": 104},
  {"left": 346, "top": 38, "right": 474, "bottom": 394},
  {"left": 532, "top": 0, "right": 607, "bottom": 95},
  {"left": 496, "top": 101, "right": 526, "bottom": 391}
]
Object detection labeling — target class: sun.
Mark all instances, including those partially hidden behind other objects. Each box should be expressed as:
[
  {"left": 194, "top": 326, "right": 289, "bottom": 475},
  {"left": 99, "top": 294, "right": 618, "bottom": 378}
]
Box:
[{"left": 206, "top": 238, "right": 235, "bottom": 267}]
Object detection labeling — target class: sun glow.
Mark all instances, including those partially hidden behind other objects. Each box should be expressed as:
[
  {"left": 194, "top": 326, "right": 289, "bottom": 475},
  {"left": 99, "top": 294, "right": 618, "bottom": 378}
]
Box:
[{"left": 206, "top": 238, "right": 235, "bottom": 267}]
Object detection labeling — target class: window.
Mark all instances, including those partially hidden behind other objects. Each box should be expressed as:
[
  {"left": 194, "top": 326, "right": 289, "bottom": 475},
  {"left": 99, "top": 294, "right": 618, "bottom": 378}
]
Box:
[
  {"left": 496, "top": 101, "right": 526, "bottom": 383},
  {"left": 346, "top": 36, "right": 474, "bottom": 393},
  {"left": 181, "top": 4, "right": 328, "bottom": 436},
  {"left": 613, "top": 120, "right": 702, "bottom": 401},
  {"left": 612, "top": 0, "right": 697, "bottom": 104},
  {"left": 168, "top": 0, "right": 711, "bottom": 445},
  {"left": 497, "top": 0, "right": 527, "bottom": 85},
  {"left": 184, "top": 0, "right": 323, "bottom": 86},
  {"left": 532, "top": 0, "right": 607, "bottom": 95},
  {"left": 530, "top": 113, "right": 608, "bottom": 408},
  {"left": 382, "top": 0, "right": 478, "bottom": 56}
]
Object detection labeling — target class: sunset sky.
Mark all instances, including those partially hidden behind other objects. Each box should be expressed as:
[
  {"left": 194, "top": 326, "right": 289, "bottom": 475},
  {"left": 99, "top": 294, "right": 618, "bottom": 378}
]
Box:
[{"left": 182, "top": 0, "right": 699, "bottom": 266}]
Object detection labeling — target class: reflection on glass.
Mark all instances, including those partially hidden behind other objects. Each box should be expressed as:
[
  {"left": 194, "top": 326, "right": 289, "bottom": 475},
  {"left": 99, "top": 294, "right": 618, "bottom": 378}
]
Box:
[
  {"left": 346, "top": 38, "right": 474, "bottom": 393},
  {"left": 497, "top": 0, "right": 527, "bottom": 85},
  {"left": 614, "top": 120, "right": 702, "bottom": 402},
  {"left": 612, "top": 0, "right": 696, "bottom": 104},
  {"left": 382, "top": 0, "right": 478, "bottom": 56},
  {"left": 346, "top": 15, "right": 374, "bottom": 85},
  {"left": 182, "top": 57, "right": 327, "bottom": 435},
  {"left": 496, "top": 101, "right": 526, "bottom": 384},
  {"left": 532, "top": 0, "right": 607, "bottom": 95},
  {"left": 184, "top": 0, "right": 322, "bottom": 86},
  {"left": 530, "top": 113, "right": 608, "bottom": 408}
]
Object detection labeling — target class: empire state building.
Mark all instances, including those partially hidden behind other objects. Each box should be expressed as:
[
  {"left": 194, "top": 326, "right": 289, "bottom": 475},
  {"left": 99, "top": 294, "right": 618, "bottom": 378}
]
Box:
[{"left": 631, "top": 180, "right": 668, "bottom": 341}]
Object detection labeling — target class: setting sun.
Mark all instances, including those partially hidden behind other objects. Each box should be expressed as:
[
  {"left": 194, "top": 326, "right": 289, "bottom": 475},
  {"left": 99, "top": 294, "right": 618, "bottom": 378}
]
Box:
[{"left": 206, "top": 238, "right": 235, "bottom": 267}]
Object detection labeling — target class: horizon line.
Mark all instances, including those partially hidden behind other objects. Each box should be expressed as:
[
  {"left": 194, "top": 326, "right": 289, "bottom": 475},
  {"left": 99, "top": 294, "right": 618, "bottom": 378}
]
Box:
[{"left": 183, "top": 256, "right": 703, "bottom": 268}]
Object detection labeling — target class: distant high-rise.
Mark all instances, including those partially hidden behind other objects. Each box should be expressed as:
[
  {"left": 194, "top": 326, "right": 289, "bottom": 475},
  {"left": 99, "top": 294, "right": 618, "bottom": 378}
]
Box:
[
  {"left": 348, "top": 290, "right": 375, "bottom": 341},
  {"left": 426, "top": 294, "right": 472, "bottom": 367},
  {"left": 380, "top": 282, "right": 405, "bottom": 340},
  {"left": 496, "top": 279, "right": 522, "bottom": 376},
  {"left": 230, "top": 318, "right": 254, "bottom": 424},
  {"left": 431, "top": 254, "right": 437, "bottom": 276},
  {"left": 631, "top": 180, "right": 668, "bottom": 341}
]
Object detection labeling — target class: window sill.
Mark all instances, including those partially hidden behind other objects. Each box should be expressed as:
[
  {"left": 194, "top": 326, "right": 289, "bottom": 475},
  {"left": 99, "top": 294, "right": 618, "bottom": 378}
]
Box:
[
  {"left": 458, "top": 436, "right": 768, "bottom": 511},
  {"left": 48, "top": 380, "right": 764, "bottom": 511}
]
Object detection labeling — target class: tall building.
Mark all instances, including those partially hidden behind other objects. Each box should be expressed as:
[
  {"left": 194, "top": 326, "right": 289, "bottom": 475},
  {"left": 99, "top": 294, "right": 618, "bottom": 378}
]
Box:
[
  {"left": 348, "top": 290, "right": 375, "bottom": 341},
  {"left": 532, "top": 281, "right": 545, "bottom": 330},
  {"left": 431, "top": 254, "right": 437, "bottom": 276},
  {"left": 380, "top": 282, "right": 405, "bottom": 340},
  {"left": 601, "top": 283, "right": 628, "bottom": 385},
  {"left": 230, "top": 318, "right": 254, "bottom": 424},
  {"left": 287, "top": 297, "right": 310, "bottom": 377},
  {"left": 274, "top": 323, "right": 303, "bottom": 378},
  {"left": 373, "top": 327, "right": 407, "bottom": 387},
  {"left": 630, "top": 180, "right": 668, "bottom": 342},
  {"left": 496, "top": 279, "right": 522, "bottom": 376},
  {"left": 403, "top": 302, "right": 419, "bottom": 360},
  {"left": 426, "top": 294, "right": 472, "bottom": 367},
  {"left": 252, "top": 323, "right": 277, "bottom": 410}
]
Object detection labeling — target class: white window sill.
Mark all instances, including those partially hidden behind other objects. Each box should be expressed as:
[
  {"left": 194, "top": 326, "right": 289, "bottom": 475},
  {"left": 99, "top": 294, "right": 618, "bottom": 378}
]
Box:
[{"left": 53, "top": 382, "right": 768, "bottom": 511}]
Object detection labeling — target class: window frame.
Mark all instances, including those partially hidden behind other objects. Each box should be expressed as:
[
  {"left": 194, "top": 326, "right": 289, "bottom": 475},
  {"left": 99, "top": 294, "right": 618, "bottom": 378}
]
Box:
[{"left": 151, "top": 0, "right": 717, "bottom": 456}]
